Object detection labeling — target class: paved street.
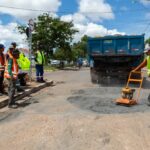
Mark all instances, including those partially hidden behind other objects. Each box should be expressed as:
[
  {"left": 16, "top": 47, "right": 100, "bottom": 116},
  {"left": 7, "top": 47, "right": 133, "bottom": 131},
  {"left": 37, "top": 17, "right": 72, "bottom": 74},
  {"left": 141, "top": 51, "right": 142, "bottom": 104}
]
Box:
[{"left": 0, "top": 68, "right": 150, "bottom": 150}]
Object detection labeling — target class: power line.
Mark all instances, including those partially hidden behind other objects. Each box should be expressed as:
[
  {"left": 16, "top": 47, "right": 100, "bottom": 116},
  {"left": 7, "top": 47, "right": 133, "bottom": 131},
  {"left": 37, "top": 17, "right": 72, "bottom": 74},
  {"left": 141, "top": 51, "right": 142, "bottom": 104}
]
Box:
[
  {"left": 143, "top": 22, "right": 150, "bottom": 33},
  {"left": 0, "top": 5, "right": 149, "bottom": 14}
]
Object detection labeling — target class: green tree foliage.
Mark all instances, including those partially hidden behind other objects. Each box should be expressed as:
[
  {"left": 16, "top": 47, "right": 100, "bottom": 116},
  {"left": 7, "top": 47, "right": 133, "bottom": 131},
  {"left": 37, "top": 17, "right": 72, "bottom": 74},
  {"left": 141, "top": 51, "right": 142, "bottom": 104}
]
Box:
[
  {"left": 17, "top": 13, "right": 78, "bottom": 63},
  {"left": 52, "top": 35, "right": 88, "bottom": 63},
  {"left": 54, "top": 42, "right": 73, "bottom": 62},
  {"left": 72, "top": 35, "right": 88, "bottom": 61},
  {"left": 145, "top": 38, "right": 150, "bottom": 46}
]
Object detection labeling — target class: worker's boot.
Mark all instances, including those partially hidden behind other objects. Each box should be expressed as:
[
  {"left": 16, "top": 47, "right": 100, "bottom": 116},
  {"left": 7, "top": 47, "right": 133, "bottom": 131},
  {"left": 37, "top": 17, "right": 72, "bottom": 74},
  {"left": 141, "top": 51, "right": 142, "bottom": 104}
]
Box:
[
  {"left": 8, "top": 104, "right": 18, "bottom": 109},
  {"left": 40, "top": 77, "right": 46, "bottom": 83},
  {"left": 8, "top": 100, "right": 18, "bottom": 109},
  {"left": 36, "top": 77, "right": 40, "bottom": 83},
  {"left": 17, "top": 87, "right": 24, "bottom": 92}
]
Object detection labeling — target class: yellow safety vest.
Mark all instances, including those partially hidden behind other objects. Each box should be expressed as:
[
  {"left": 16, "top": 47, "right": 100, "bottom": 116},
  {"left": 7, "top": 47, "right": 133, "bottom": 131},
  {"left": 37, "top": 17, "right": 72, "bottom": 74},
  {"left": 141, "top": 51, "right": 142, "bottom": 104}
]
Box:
[
  {"left": 147, "top": 56, "right": 150, "bottom": 76},
  {"left": 17, "top": 53, "right": 30, "bottom": 71},
  {"left": 36, "top": 51, "right": 45, "bottom": 65}
]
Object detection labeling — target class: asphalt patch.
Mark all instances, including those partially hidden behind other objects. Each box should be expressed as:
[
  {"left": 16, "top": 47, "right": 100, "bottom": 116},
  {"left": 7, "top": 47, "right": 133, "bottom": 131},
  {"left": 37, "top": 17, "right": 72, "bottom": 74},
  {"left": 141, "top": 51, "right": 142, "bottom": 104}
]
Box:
[{"left": 68, "top": 87, "right": 150, "bottom": 114}]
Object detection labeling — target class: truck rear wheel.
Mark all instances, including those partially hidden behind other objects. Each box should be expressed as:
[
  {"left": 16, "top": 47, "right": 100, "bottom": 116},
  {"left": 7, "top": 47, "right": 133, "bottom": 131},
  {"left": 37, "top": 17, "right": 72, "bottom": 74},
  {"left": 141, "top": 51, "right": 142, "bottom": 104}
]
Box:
[{"left": 90, "top": 68, "right": 98, "bottom": 84}]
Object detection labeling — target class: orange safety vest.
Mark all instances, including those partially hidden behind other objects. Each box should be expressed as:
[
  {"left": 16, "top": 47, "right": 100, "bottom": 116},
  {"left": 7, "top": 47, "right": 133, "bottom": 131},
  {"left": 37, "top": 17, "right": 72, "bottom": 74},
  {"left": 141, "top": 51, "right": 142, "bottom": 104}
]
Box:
[
  {"left": 4, "top": 52, "right": 18, "bottom": 79},
  {"left": 0, "top": 53, "right": 5, "bottom": 71}
]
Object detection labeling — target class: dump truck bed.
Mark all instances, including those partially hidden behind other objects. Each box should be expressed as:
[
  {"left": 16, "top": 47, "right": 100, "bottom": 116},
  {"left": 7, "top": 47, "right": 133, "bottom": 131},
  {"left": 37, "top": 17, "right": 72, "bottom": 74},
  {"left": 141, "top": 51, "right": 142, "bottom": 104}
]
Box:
[
  {"left": 88, "top": 35, "right": 145, "bottom": 84},
  {"left": 88, "top": 35, "right": 144, "bottom": 57}
]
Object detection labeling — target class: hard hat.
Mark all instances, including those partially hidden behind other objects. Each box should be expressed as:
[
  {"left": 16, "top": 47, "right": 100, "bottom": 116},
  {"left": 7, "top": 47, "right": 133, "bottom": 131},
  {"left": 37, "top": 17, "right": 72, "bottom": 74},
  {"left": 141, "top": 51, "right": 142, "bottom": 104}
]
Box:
[
  {"left": 0, "top": 44, "right": 5, "bottom": 49},
  {"left": 144, "top": 47, "right": 150, "bottom": 53}
]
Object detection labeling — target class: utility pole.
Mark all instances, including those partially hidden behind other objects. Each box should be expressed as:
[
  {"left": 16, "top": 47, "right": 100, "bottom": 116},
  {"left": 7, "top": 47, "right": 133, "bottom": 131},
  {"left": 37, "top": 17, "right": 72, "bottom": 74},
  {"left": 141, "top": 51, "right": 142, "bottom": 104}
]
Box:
[{"left": 28, "top": 19, "right": 34, "bottom": 81}]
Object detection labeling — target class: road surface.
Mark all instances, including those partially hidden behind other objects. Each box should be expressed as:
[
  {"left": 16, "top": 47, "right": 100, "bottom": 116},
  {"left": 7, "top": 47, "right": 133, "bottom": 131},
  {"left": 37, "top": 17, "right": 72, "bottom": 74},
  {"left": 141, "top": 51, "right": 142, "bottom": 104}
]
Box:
[{"left": 0, "top": 68, "right": 150, "bottom": 150}]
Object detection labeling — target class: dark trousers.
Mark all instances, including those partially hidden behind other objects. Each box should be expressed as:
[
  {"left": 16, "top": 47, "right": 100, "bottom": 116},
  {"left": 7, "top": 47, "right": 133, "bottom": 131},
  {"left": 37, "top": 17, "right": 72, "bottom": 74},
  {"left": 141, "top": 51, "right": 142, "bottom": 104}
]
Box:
[
  {"left": 35, "top": 64, "right": 44, "bottom": 81},
  {"left": 0, "top": 71, "right": 4, "bottom": 93},
  {"left": 8, "top": 79, "right": 16, "bottom": 105}
]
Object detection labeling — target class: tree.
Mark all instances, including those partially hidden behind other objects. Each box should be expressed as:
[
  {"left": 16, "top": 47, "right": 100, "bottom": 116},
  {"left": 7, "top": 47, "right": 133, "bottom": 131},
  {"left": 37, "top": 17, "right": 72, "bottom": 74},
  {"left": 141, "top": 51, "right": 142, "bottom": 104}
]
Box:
[
  {"left": 17, "top": 13, "right": 78, "bottom": 63},
  {"left": 54, "top": 42, "right": 73, "bottom": 62},
  {"left": 145, "top": 38, "right": 150, "bottom": 46},
  {"left": 72, "top": 35, "right": 88, "bottom": 61}
]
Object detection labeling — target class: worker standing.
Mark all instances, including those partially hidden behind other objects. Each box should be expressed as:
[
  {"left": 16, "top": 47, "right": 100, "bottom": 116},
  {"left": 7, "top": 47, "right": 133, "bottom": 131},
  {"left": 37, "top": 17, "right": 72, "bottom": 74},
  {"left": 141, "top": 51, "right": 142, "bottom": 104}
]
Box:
[
  {"left": 4, "top": 49, "right": 20, "bottom": 108},
  {"left": 35, "top": 47, "right": 45, "bottom": 82},
  {"left": 133, "top": 48, "right": 150, "bottom": 102},
  {"left": 0, "top": 44, "right": 5, "bottom": 96},
  {"left": 77, "top": 57, "right": 83, "bottom": 69}
]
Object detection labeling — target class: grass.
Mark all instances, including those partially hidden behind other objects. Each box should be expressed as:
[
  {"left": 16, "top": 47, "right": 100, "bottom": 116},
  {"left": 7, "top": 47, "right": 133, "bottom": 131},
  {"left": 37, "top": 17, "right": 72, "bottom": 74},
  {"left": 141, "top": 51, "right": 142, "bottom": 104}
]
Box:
[
  {"left": 44, "top": 65, "right": 58, "bottom": 71},
  {"left": 31, "top": 65, "right": 58, "bottom": 72},
  {"left": 31, "top": 64, "right": 76, "bottom": 72}
]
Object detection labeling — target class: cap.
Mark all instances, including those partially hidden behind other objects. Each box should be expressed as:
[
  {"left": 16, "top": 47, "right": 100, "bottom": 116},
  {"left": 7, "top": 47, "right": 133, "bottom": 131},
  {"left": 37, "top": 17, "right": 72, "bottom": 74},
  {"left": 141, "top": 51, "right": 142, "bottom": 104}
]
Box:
[
  {"left": 0, "top": 44, "right": 5, "bottom": 49},
  {"left": 144, "top": 47, "right": 150, "bottom": 53},
  {"left": 11, "top": 42, "right": 17, "bottom": 46}
]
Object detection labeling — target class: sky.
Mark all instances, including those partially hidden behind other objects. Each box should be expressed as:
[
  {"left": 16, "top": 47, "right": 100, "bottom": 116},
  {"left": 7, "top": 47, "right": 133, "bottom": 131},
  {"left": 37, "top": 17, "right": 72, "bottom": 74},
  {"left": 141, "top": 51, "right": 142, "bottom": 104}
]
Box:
[{"left": 0, "top": 0, "right": 150, "bottom": 48}]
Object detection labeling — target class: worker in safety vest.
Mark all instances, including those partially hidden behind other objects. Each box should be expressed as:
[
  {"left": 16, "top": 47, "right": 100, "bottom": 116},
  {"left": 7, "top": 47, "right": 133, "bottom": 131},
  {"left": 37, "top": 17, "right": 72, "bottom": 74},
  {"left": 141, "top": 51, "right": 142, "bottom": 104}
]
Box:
[
  {"left": 17, "top": 52, "right": 30, "bottom": 71},
  {"left": 133, "top": 48, "right": 150, "bottom": 103},
  {"left": 0, "top": 44, "right": 5, "bottom": 96},
  {"left": 133, "top": 48, "right": 150, "bottom": 76},
  {"left": 9, "top": 43, "right": 25, "bottom": 92},
  {"left": 35, "top": 48, "right": 45, "bottom": 82},
  {"left": 4, "top": 48, "right": 20, "bottom": 108},
  {"left": 17, "top": 52, "right": 30, "bottom": 86}
]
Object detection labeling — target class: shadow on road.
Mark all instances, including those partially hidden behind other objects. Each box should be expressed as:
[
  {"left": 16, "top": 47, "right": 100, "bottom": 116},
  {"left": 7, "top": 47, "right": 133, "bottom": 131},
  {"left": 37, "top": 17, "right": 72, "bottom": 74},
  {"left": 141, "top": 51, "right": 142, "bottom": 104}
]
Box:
[{"left": 12, "top": 96, "right": 39, "bottom": 109}]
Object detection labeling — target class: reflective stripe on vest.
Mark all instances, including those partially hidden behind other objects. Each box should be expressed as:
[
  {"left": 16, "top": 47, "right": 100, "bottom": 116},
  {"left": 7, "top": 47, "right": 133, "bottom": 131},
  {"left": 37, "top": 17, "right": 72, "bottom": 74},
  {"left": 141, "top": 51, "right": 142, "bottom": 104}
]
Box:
[
  {"left": 147, "top": 56, "right": 150, "bottom": 76},
  {"left": 4, "top": 58, "right": 18, "bottom": 79},
  {"left": 36, "top": 51, "right": 45, "bottom": 65}
]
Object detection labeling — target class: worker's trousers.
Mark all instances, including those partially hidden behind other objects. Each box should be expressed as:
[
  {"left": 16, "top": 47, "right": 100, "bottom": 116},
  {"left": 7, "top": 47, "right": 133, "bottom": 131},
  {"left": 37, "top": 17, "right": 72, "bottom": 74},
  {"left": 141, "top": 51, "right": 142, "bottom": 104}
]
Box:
[
  {"left": 35, "top": 64, "right": 44, "bottom": 81},
  {"left": 8, "top": 79, "right": 16, "bottom": 105},
  {"left": 0, "top": 71, "right": 4, "bottom": 93}
]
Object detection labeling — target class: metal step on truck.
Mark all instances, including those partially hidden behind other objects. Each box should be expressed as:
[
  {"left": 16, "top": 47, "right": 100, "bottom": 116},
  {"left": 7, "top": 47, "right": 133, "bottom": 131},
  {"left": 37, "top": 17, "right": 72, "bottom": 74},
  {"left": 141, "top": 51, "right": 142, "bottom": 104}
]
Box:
[{"left": 87, "top": 34, "right": 145, "bottom": 84}]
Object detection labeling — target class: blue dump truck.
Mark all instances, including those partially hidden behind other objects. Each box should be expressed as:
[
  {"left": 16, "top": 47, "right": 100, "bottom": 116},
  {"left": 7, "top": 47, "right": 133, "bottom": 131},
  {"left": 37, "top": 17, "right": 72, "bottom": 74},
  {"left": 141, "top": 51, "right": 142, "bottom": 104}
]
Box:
[{"left": 87, "top": 34, "right": 145, "bottom": 83}]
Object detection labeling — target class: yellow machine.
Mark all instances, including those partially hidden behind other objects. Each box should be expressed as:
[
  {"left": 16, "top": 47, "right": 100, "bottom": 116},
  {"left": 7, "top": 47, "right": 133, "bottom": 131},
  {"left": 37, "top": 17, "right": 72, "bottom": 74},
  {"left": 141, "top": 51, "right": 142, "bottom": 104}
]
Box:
[{"left": 115, "top": 71, "right": 144, "bottom": 106}]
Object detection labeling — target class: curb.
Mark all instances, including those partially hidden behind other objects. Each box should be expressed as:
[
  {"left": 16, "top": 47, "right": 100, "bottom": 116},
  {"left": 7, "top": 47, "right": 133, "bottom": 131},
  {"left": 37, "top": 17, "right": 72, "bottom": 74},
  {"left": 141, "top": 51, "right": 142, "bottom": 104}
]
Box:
[{"left": 0, "top": 81, "right": 53, "bottom": 109}]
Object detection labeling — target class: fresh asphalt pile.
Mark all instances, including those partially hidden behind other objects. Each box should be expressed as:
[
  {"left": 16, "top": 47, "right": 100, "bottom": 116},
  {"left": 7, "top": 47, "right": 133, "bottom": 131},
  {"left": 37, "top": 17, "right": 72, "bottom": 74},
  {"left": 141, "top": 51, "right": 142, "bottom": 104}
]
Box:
[{"left": 68, "top": 81, "right": 150, "bottom": 114}]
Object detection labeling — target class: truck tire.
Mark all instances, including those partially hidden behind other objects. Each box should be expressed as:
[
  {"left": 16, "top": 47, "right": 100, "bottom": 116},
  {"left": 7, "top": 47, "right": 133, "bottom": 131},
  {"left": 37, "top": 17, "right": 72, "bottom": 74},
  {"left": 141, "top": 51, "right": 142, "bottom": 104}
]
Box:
[{"left": 90, "top": 68, "right": 98, "bottom": 84}]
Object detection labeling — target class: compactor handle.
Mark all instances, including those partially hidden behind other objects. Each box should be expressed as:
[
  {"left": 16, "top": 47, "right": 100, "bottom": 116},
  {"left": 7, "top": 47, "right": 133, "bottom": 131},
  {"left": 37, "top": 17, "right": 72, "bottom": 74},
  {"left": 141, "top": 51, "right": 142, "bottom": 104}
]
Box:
[{"left": 126, "top": 71, "right": 144, "bottom": 102}]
